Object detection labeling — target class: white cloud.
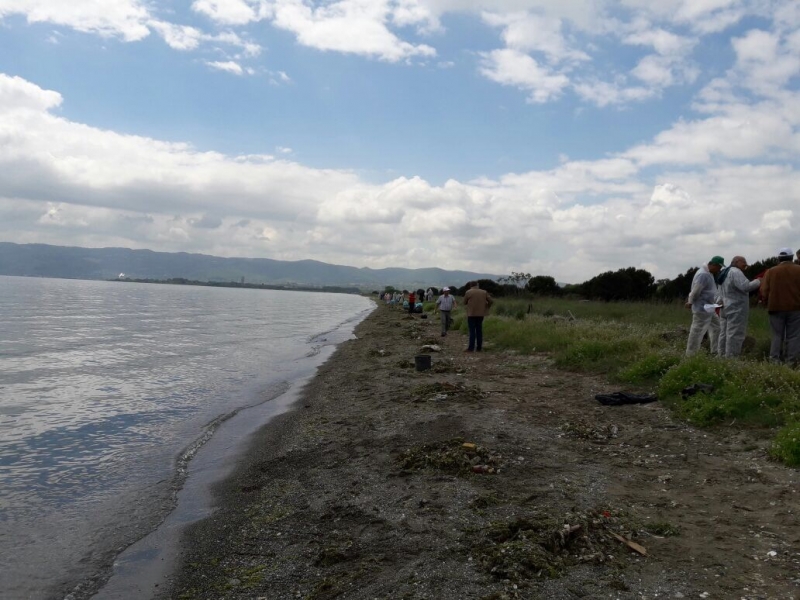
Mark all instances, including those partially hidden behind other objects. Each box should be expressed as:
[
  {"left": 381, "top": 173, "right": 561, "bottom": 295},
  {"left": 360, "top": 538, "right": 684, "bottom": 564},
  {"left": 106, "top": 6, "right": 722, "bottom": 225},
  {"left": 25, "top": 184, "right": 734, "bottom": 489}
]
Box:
[
  {"left": 0, "top": 0, "right": 152, "bottom": 40},
  {"left": 14, "top": 72, "right": 800, "bottom": 280},
  {"left": 0, "top": 74, "right": 62, "bottom": 112},
  {"left": 731, "top": 29, "right": 800, "bottom": 96},
  {"left": 759, "top": 209, "right": 793, "bottom": 233},
  {"left": 482, "top": 11, "right": 590, "bottom": 63},
  {"left": 479, "top": 49, "right": 569, "bottom": 103},
  {"left": 149, "top": 21, "right": 204, "bottom": 51},
  {"left": 573, "top": 78, "right": 654, "bottom": 107},
  {"left": 205, "top": 60, "right": 246, "bottom": 74},
  {"left": 191, "top": 0, "right": 261, "bottom": 25},
  {"left": 266, "top": 0, "right": 436, "bottom": 62}
]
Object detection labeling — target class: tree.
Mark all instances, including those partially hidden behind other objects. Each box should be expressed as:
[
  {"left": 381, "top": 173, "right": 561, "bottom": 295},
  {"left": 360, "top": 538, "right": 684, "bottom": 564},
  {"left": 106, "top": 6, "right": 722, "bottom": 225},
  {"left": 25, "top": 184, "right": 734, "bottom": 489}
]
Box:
[
  {"left": 457, "top": 278, "right": 504, "bottom": 297},
  {"left": 498, "top": 271, "right": 532, "bottom": 296},
  {"left": 654, "top": 267, "right": 697, "bottom": 301},
  {"left": 526, "top": 275, "right": 561, "bottom": 296},
  {"left": 582, "top": 267, "right": 655, "bottom": 301}
]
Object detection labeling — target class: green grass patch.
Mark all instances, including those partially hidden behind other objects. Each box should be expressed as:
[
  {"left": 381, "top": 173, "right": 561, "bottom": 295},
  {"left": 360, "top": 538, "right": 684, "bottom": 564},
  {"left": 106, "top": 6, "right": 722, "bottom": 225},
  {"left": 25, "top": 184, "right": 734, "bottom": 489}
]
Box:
[
  {"left": 770, "top": 421, "right": 800, "bottom": 466},
  {"left": 445, "top": 298, "right": 798, "bottom": 465},
  {"left": 658, "top": 354, "right": 800, "bottom": 429},
  {"left": 617, "top": 350, "right": 682, "bottom": 384}
]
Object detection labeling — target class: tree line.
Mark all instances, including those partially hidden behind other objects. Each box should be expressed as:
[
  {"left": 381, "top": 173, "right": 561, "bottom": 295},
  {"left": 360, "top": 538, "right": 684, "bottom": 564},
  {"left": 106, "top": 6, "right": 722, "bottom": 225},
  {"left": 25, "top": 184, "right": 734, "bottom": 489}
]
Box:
[{"left": 414, "top": 256, "right": 782, "bottom": 302}]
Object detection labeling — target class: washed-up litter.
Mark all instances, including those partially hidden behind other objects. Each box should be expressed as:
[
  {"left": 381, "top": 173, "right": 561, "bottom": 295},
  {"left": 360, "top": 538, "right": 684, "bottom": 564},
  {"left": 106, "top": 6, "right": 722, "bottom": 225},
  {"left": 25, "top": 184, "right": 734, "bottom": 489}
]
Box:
[
  {"left": 419, "top": 344, "right": 441, "bottom": 353},
  {"left": 680, "top": 383, "right": 715, "bottom": 399},
  {"left": 595, "top": 392, "right": 657, "bottom": 406},
  {"left": 610, "top": 532, "right": 648, "bottom": 556}
]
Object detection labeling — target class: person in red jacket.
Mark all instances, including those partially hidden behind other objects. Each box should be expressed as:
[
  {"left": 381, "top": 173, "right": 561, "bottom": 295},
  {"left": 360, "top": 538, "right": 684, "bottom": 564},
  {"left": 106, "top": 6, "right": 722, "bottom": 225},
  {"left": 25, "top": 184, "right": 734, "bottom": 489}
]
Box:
[{"left": 407, "top": 290, "right": 416, "bottom": 315}]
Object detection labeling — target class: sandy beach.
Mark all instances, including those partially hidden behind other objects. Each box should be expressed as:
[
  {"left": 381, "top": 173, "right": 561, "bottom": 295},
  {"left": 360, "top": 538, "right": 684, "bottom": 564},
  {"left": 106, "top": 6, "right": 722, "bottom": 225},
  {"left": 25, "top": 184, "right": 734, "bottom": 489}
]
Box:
[{"left": 168, "top": 303, "right": 800, "bottom": 599}]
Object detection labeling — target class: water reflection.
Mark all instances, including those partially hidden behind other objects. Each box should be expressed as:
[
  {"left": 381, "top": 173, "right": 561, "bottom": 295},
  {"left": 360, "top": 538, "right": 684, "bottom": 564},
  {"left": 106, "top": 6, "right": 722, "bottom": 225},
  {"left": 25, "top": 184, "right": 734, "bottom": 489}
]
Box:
[{"left": 0, "top": 276, "right": 373, "bottom": 599}]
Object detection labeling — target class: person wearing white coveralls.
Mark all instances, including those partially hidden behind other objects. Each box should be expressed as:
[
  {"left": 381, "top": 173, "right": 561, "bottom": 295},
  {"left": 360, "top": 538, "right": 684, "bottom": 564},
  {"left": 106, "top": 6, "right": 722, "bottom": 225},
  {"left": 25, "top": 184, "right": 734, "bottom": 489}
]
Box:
[
  {"left": 717, "top": 256, "right": 761, "bottom": 357},
  {"left": 685, "top": 256, "right": 724, "bottom": 356}
]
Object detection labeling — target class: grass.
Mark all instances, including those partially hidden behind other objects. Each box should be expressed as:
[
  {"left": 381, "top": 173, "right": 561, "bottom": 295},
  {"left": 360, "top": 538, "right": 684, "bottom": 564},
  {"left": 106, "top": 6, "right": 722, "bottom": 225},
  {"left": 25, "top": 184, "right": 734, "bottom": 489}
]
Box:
[{"left": 453, "top": 297, "right": 800, "bottom": 466}]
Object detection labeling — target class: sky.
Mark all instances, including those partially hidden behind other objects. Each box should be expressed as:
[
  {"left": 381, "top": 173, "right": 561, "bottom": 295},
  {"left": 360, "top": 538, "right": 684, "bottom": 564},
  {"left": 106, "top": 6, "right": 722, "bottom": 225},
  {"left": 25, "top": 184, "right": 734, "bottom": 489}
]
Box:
[{"left": 0, "top": 1, "right": 799, "bottom": 283}]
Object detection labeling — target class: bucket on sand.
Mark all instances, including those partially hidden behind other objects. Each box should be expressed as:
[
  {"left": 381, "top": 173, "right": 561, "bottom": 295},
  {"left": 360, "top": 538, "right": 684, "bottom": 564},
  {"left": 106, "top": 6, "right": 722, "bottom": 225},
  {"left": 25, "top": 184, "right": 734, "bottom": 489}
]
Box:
[{"left": 414, "top": 354, "right": 432, "bottom": 372}]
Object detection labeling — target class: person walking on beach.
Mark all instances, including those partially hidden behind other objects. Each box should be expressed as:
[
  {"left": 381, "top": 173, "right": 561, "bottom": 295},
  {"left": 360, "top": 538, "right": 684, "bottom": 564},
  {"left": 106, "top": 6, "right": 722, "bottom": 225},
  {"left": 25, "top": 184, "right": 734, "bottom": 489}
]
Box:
[
  {"left": 685, "top": 256, "right": 724, "bottom": 356},
  {"left": 761, "top": 248, "right": 800, "bottom": 365},
  {"left": 435, "top": 287, "right": 456, "bottom": 337},
  {"left": 717, "top": 255, "right": 761, "bottom": 357},
  {"left": 463, "top": 281, "right": 493, "bottom": 352}
]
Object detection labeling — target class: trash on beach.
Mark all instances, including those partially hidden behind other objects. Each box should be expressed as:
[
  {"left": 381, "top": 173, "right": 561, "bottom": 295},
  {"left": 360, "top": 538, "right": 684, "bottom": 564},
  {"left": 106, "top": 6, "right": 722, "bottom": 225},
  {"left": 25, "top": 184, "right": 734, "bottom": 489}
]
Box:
[
  {"left": 610, "top": 532, "right": 648, "bottom": 556},
  {"left": 414, "top": 354, "right": 432, "bottom": 371},
  {"left": 595, "top": 392, "right": 657, "bottom": 406},
  {"left": 419, "top": 344, "right": 441, "bottom": 352}
]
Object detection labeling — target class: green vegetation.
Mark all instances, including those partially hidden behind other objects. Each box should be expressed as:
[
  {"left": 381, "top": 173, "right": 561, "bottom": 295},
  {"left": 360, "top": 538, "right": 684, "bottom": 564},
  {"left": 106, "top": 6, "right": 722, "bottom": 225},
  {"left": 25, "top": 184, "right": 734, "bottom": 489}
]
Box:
[{"left": 469, "top": 297, "right": 800, "bottom": 466}]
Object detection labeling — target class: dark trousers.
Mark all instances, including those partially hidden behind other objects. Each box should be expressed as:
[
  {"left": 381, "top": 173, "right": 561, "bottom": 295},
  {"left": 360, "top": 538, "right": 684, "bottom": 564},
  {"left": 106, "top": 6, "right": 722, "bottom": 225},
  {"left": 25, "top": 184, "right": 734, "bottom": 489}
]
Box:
[
  {"left": 467, "top": 316, "right": 484, "bottom": 351},
  {"left": 769, "top": 311, "right": 800, "bottom": 363}
]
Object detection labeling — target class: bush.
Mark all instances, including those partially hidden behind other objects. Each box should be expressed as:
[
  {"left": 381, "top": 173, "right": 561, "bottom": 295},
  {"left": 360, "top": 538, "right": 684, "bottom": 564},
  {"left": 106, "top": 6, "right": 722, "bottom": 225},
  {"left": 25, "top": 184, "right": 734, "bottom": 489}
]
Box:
[
  {"left": 617, "top": 351, "right": 682, "bottom": 384},
  {"left": 658, "top": 355, "right": 800, "bottom": 428},
  {"left": 771, "top": 422, "right": 800, "bottom": 466}
]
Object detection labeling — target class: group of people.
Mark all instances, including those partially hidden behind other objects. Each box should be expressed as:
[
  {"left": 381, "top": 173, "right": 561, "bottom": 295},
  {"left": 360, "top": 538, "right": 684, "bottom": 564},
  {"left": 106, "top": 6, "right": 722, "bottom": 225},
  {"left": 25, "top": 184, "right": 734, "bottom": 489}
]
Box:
[
  {"left": 384, "top": 282, "right": 495, "bottom": 353},
  {"left": 434, "top": 282, "right": 494, "bottom": 352},
  {"left": 686, "top": 248, "right": 800, "bottom": 365}
]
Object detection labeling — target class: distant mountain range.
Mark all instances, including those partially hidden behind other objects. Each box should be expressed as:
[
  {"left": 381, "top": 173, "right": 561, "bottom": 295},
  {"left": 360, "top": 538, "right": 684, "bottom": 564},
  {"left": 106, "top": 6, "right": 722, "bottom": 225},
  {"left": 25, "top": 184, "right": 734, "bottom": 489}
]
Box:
[{"left": 0, "top": 242, "right": 501, "bottom": 290}]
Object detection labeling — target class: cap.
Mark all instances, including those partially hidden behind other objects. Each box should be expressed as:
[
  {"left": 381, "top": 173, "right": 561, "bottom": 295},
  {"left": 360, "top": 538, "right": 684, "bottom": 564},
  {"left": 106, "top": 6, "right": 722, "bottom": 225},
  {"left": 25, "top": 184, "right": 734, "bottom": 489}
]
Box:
[
  {"left": 709, "top": 256, "right": 725, "bottom": 266},
  {"left": 442, "top": 287, "right": 450, "bottom": 292},
  {"left": 778, "top": 247, "right": 793, "bottom": 257}
]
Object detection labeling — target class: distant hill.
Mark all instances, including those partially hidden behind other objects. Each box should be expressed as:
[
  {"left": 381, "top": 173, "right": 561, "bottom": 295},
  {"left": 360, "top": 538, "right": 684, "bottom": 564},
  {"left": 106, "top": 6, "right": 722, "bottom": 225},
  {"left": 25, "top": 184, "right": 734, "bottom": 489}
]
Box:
[{"left": 0, "top": 242, "right": 501, "bottom": 290}]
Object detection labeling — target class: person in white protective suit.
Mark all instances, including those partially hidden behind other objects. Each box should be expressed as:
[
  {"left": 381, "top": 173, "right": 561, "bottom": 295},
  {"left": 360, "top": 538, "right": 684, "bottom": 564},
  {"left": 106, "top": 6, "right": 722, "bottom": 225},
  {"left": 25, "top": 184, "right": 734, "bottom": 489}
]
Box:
[
  {"left": 685, "top": 255, "right": 725, "bottom": 356},
  {"left": 717, "top": 256, "right": 761, "bottom": 357}
]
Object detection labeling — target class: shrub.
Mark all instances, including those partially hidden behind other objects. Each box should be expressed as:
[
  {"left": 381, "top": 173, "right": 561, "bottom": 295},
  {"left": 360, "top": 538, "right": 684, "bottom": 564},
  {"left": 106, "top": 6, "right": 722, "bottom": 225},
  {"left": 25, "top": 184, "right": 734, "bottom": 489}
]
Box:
[
  {"left": 617, "top": 351, "right": 682, "bottom": 384},
  {"left": 771, "top": 422, "right": 800, "bottom": 466}
]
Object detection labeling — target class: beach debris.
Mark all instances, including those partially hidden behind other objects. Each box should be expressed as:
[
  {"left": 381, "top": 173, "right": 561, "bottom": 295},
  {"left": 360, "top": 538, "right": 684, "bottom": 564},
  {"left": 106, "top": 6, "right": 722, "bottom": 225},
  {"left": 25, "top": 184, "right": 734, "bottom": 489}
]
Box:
[
  {"left": 610, "top": 532, "right": 648, "bottom": 556},
  {"left": 369, "top": 348, "right": 390, "bottom": 357},
  {"left": 472, "top": 508, "right": 646, "bottom": 583},
  {"left": 560, "top": 420, "right": 619, "bottom": 441},
  {"left": 412, "top": 381, "right": 487, "bottom": 403},
  {"left": 398, "top": 437, "right": 503, "bottom": 476},
  {"left": 595, "top": 392, "right": 657, "bottom": 406},
  {"left": 419, "top": 344, "right": 442, "bottom": 353}
]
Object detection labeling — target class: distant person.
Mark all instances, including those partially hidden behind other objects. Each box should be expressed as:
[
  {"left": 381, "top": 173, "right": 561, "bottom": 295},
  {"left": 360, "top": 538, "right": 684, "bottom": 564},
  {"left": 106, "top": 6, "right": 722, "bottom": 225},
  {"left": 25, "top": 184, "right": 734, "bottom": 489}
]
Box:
[
  {"left": 425, "top": 288, "right": 433, "bottom": 302},
  {"left": 685, "top": 256, "right": 724, "bottom": 356},
  {"left": 717, "top": 256, "right": 761, "bottom": 357},
  {"left": 407, "top": 290, "right": 416, "bottom": 315},
  {"left": 761, "top": 248, "right": 800, "bottom": 365},
  {"left": 463, "top": 281, "right": 493, "bottom": 352},
  {"left": 796, "top": 249, "right": 800, "bottom": 265},
  {"left": 435, "top": 287, "right": 457, "bottom": 337}
]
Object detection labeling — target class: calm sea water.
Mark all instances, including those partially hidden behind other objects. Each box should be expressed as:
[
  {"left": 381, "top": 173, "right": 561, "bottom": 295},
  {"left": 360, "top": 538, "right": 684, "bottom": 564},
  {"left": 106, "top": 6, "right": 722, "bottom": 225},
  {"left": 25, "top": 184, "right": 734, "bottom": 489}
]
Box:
[{"left": 0, "top": 276, "right": 374, "bottom": 599}]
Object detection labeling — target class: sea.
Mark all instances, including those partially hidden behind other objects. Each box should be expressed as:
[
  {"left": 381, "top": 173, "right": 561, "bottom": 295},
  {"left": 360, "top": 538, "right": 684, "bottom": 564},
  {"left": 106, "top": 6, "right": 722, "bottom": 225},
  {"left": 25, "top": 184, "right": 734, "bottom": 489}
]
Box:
[{"left": 0, "top": 276, "right": 375, "bottom": 599}]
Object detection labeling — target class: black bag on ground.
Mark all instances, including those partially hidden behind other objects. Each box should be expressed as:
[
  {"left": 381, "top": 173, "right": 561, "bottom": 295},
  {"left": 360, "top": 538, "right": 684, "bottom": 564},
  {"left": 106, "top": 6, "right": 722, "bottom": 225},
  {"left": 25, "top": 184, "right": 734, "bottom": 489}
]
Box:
[{"left": 595, "top": 392, "right": 658, "bottom": 406}]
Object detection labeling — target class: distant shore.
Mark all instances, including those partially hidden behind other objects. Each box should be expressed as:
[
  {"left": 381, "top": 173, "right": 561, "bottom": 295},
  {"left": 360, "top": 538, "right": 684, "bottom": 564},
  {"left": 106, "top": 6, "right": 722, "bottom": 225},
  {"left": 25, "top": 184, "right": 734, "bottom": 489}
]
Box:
[
  {"left": 111, "top": 277, "right": 362, "bottom": 295},
  {"left": 167, "top": 304, "right": 800, "bottom": 599}
]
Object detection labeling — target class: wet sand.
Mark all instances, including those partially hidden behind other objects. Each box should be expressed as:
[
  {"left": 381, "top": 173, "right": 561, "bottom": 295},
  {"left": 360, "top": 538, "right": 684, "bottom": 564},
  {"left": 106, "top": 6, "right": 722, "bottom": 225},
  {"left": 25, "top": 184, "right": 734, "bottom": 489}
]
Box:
[{"left": 167, "top": 304, "right": 800, "bottom": 599}]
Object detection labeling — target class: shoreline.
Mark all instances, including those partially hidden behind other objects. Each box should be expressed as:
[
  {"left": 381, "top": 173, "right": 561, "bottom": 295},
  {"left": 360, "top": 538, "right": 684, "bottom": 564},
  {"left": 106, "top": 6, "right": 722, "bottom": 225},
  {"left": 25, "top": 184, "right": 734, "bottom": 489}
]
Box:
[
  {"left": 167, "top": 305, "right": 800, "bottom": 599},
  {"left": 88, "top": 306, "right": 375, "bottom": 600}
]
